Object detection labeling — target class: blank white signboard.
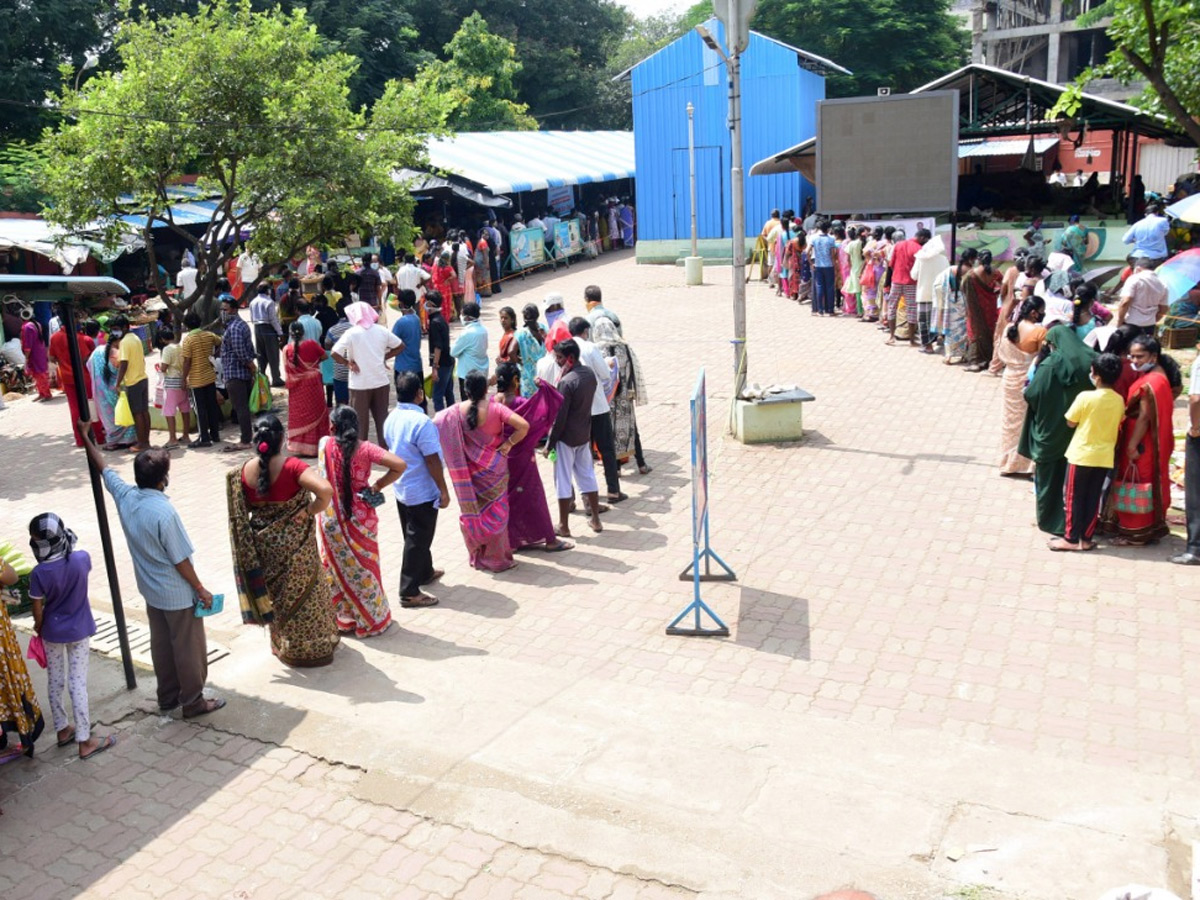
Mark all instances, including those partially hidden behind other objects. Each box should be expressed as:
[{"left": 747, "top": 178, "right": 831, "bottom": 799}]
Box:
[{"left": 816, "top": 92, "right": 960, "bottom": 215}]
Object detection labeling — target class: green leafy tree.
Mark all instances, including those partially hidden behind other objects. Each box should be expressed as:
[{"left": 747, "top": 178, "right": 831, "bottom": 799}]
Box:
[
  {"left": 410, "top": 12, "right": 536, "bottom": 131},
  {"left": 39, "top": 0, "right": 427, "bottom": 320},
  {"left": 1052, "top": 0, "right": 1200, "bottom": 147},
  {"left": 0, "top": 143, "right": 50, "bottom": 213},
  {"left": 751, "top": 0, "right": 969, "bottom": 96},
  {"left": 409, "top": 1, "right": 628, "bottom": 129}
]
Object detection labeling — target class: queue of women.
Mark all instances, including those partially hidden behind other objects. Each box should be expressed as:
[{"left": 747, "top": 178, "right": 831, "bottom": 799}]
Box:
[
  {"left": 223, "top": 288, "right": 645, "bottom": 668},
  {"left": 762, "top": 210, "right": 1190, "bottom": 556}
]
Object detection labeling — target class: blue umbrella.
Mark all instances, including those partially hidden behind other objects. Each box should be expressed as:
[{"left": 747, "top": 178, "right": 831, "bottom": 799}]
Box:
[
  {"left": 1165, "top": 193, "right": 1200, "bottom": 224},
  {"left": 1155, "top": 247, "right": 1200, "bottom": 302}
]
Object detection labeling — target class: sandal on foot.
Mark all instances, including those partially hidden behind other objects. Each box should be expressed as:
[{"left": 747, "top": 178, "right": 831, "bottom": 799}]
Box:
[
  {"left": 606, "top": 492, "right": 628, "bottom": 504},
  {"left": 422, "top": 569, "right": 444, "bottom": 585},
  {"left": 80, "top": 735, "right": 116, "bottom": 760},
  {"left": 544, "top": 539, "right": 574, "bottom": 552},
  {"left": 56, "top": 728, "right": 77, "bottom": 748},
  {"left": 638, "top": 465, "right": 652, "bottom": 475},
  {"left": 183, "top": 698, "right": 226, "bottom": 719},
  {"left": 401, "top": 593, "right": 439, "bottom": 608}
]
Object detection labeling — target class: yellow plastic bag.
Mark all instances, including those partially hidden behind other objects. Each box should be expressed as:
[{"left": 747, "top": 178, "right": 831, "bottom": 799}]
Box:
[{"left": 114, "top": 391, "right": 133, "bottom": 427}]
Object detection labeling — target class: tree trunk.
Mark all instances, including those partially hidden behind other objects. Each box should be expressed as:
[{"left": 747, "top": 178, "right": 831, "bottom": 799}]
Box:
[{"left": 1121, "top": 47, "right": 1200, "bottom": 147}]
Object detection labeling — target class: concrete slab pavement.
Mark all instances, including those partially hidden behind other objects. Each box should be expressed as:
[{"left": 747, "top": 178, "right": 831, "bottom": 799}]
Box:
[{"left": 2, "top": 251, "right": 1197, "bottom": 899}]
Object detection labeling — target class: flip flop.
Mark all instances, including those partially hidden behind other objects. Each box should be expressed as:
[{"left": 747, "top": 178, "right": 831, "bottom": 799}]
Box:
[
  {"left": 543, "top": 539, "right": 574, "bottom": 552},
  {"left": 56, "top": 728, "right": 76, "bottom": 748},
  {"left": 606, "top": 492, "right": 629, "bottom": 504},
  {"left": 80, "top": 735, "right": 116, "bottom": 760},
  {"left": 422, "top": 569, "right": 445, "bottom": 585},
  {"left": 221, "top": 444, "right": 251, "bottom": 454},
  {"left": 638, "top": 465, "right": 652, "bottom": 475},
  {"left": 162, "top": 442, "right": 180, "bottom": 452},
  {"left": 183, "top": 698, "right": 226, "bottom": 719}
]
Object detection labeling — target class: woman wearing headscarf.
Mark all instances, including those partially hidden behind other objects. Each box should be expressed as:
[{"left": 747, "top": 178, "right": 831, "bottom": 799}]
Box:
[
  {"left": 1017, "top": 325, "right": 1097, "bottom": 536},
  {"left": 592, "top": 316, "right": 650, "bottom": 473}
]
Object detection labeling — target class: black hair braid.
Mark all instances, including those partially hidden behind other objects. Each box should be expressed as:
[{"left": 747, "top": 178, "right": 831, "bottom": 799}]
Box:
[
  {"left": 464, "top": 372, "right": 488, "bottom": 429},
  {"left": 1007, "top": 296, "right": 1044, "bottom": 344},
  {"left": 289, "top": 321, "right": 305, "bottom": 363},
  {"left": 330, "top": 406, "right": 360, "bottom": 517},
  {"left": 252, "top": 414, "right": 284, "bottom": 497}
]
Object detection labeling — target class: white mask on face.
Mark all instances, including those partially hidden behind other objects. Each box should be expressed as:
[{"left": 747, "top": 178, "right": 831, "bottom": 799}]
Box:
[{"left": 1131, "top": 360, "right": 1155, "bottom": 373}]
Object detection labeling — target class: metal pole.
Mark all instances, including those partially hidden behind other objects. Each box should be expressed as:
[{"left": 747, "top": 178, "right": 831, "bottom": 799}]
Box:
[
  {"left": 688, "top": 102, "right": 698, "bottom": 258},
  {"left": 728, "top": 9, "right": 748, "bottom": 398},
  {"left": 61, "top": 304, "right": 137, "bottom": 689}
]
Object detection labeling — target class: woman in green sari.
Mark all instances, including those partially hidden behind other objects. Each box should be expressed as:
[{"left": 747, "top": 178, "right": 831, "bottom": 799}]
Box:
[{"left": 1017, "top": 325, "right": 1097, "bottom": 536}]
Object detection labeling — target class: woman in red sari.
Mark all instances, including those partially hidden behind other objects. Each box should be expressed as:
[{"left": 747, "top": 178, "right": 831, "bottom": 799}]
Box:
[
  {"left": 434, "top": 372, "right": 530, "bottom": 571},
  {"left": 1103, "top": 335, "right": 1182, "bottom": 545},
  {"left": 283, "top": 321, "right": 329, "bottom": 457},
  {"left": 431, "top": 252, "right": 459, "bottom": 323},
  {"left": 963, "top": 250, "right": 1003, "bottom": 372}
]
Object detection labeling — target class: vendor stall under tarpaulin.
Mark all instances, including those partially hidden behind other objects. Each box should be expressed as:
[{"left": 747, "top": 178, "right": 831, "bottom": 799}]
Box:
[
  {"left": 394, "top": 168, "right": 512, "bottom": 208},
  {"left": 0, "top": 274, "right": 137, "bottom": 689},
  {"left": 0, "top": 218, "right": 92, "bottom": 273}
]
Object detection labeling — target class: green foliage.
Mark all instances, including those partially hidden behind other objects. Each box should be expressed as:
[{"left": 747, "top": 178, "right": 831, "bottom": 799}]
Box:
[
  {"left": 0, "top": 143, "right": 50, "bottom": 213},
  {"left": 408, "top": 0, "right": 628, "bottom": 129},
  {"left": 751, "top": 0, "right": 970, "bottom": 96},
  {"left": 1056, "top": 0, "right": 1200, "bottom": 146},
  {"left": 592, "top": 8, "right": 699, "bottom": 129},
  {"left": 39, "top": 0, "right": 426, "bottom": 314},
  {"left": 406, "top": 13, "right": 536, "bottom": 132}
]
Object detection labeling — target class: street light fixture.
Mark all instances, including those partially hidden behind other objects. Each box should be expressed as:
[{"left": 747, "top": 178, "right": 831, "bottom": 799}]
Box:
[{"left": 74, "top": 54, "right": 99, "bottom": 92}]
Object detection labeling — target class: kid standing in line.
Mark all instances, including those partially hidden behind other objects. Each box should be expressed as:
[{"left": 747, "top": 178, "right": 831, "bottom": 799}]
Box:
[
  {"left": 157, "top": 326, "right": 192, "bottom": 450},
  {"left": 28, "top": 514, "right": 115, "bottom": 759},
  {"left": 1051, "top": 352, "right": 1125, "bottom": 551}
]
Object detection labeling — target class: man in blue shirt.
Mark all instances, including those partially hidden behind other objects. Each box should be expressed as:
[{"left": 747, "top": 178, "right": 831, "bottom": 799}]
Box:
[
  {"left": 1122, "top": 201, "right": 1170, "bottom": 266},
  {"left": 391, "top": 290, "right": 425, "bottom": 412},
  {"left": 450, "top": 301, "right": 489, "bottom": 395},
  {"left": 384, "top": 372, "right": 450, "bottom": 607},
  {"left": 809, "top": 219, "right": 838, "bottom": 316},
  {"left": 80, "top": 429, "right": 224, "bottom": 719}
]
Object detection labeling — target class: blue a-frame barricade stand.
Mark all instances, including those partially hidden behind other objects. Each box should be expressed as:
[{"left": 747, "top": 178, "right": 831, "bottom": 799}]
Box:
[{"left": 667, "top": 369, "right": 736, "bottom": 637}]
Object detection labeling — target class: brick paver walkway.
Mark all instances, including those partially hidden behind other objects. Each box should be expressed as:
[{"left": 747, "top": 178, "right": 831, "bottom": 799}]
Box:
[{"left": 2, "top": 252, "right": 1197, "bottom": 898}]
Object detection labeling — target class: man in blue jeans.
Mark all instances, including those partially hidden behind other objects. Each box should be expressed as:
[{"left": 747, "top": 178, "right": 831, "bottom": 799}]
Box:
[
  {"left": 425, "top": 291, "right": 454, "bottom": 411},
  {"left": 391, "top": 289, "right": 425, "bottom": 412},
  {"left": 384, "top": 372, "right": 451, "bottom": 606},
  {"left": 809, "top": 219, "right": 838, "bottom": 316}
]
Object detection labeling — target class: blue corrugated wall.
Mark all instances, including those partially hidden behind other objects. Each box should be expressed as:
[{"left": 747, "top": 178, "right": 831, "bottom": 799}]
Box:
[{"left": 631, "top": 21, "right": 826, "bottom": 241}]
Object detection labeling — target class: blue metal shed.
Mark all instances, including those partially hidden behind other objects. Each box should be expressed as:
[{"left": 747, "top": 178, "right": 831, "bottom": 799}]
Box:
[{"left": 623, "top": 19, "right": 848, "bottom": 262}]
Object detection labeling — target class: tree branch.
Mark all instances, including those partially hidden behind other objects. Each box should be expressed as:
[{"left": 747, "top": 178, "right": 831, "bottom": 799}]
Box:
[{"left": 1120, "top": 46, "right": 1200, "bottom": 146}]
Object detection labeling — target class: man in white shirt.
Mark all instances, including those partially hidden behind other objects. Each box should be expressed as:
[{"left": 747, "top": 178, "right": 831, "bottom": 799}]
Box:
[
  {"left": 527, "top": 213, "right": 545, "bottom": 231},
  {"left": 1172, "top": 351, "right": 1200, "bottom": 565},
  {"left": 567, "top": 316, "right": 625, "bottom": 504},
  {"left": 1048, "top": 166, "right": 1067, "bottom": 186},
  {"left": 395, "top": 254, "right": 430, "bottom": 300},
  {"left": 331, "top": 301, "right": 403, "bottom": 446},
  {"left": 509, "top": 213, "right": 526, "bottom": 232},
  {"left": 177, "top": 259, "right": 199, "bottom": 302},
  {"left": 1115, "top": 258, "right": 1169, "bottom": 335}
]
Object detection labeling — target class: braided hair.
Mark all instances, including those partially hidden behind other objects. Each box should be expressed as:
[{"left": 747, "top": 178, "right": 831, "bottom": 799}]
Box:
[
  {"left": 288, "top": 320, "right": 305, "bottom": 363},
  {"left": 464, "top": 372, "right": 488, "bottom": 430},
  {"left": 329, "top": 405, "right": 360, "bottom": 517},
  {"left": 252, "top": 414, "right": 284, "bottom": 497}
]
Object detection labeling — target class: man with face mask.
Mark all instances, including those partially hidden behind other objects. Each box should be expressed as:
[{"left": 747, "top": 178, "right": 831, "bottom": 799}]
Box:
[
  {"left": 219, "top": 293, "right": 257, "bottom": 451},
  {"left": 80, "top": 428, "right": 224, "bottom": 718}
]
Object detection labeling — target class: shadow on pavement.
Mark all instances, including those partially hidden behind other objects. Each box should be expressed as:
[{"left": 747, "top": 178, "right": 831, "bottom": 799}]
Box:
[
  {"left": 555, "top": 548, "right": 635, "bottom": 574},
  {"left": 494, "top": 560, "right": 598, "bottom": 589},
  {"left": 269, "top": 640, "right": 424, "bottom": 705},
  {"left": 368, "top": 628, "right": 488, "bottom": 662},
  {"left": 434, "top": 584, "right": 522, "bottom": 617},
  {"left": 798, "top": 430, "right": 985, "bottom": 474},
  {"left": 0, "top": 681, "right": 307, "bottom": 896},
  {"left": 735, "top": 586, "right": 811, "bottom": 660}
]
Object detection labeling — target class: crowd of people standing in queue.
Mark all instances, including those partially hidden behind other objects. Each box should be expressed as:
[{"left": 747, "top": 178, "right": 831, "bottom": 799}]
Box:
[
  {"left": 0, "top": 253, "right": 650, "bottom": 758},
  {"left": 758, "top": 203, "right": 1199, "bottom": 563}
]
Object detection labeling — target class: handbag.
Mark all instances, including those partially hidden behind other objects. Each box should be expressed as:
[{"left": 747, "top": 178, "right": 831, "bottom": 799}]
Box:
[
  {"left": 114, "top": 390, "right": 134, "bottom": 426},
  {"left": 1112, "top": 463, "right": 1154, "bottom": 515},
  {"left": 26, "top": 635, "right": 47, "bottom": 669},
  {"left": 249, "top": 371, "right": 272, "bottom": 414}
]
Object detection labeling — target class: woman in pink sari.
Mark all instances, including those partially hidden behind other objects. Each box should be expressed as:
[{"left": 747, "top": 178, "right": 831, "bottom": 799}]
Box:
[
  {"left": 1103, "top": 335, "right": 1181, "bottom": 545},
  {"left": 494, "top": 362, "right": 573, "bottom": 552},
  {"left": 435, "top": 372, "right": 531, "bottom": 571},
  {"left": 318, "top": 407, "right": 408, "bottom": 637},
  {"left": 283, "top": 321, "right": 329, "bottom": 456}
]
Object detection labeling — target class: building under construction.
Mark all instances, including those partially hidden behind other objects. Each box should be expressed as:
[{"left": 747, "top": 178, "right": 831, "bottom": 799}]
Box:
[{"left": 968, "top": 0, "right": 1132, "bottom": 98}]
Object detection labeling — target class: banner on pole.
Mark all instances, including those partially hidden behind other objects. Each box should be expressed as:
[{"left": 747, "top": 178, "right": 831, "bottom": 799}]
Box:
[{"left": 668, "top": 369, "right": 736, "bottom": 637}]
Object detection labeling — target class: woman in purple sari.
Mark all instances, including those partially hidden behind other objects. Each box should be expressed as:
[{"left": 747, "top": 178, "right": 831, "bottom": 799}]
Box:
[
  {"left": 435, "top": 372, "right": 531, "bottom": 571},
  {"left": 494, "top": 363, "right": 573, "bottom": 553}
]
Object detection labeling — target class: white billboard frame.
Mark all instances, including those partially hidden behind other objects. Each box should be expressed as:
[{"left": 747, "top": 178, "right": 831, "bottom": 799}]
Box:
[{"left": 815, "top": 91, "right": 960, "bottom": 216}]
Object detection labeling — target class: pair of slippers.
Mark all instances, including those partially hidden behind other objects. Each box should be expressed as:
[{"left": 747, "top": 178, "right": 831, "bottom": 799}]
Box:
[{"left": 56, "top": 730, "right": 117, "bottom": 760}]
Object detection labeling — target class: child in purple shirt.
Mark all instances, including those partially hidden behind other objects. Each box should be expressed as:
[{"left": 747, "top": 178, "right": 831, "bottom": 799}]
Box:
[{"left": 28, "top": 513, "right": 114, "bottom": 760}]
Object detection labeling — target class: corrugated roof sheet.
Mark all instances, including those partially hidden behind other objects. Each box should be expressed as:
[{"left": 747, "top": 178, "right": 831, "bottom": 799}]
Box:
[
  {"left": 958, "top": 137, "right": 1059, "bottom": 158},
  {"left": 425, "top": 131, "right": 635, "bottom": 195}
]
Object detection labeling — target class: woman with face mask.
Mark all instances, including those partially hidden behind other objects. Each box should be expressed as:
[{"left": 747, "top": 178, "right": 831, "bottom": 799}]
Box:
[{"left": 1101, "top": 335, "right": 1183, "bottom": 545}]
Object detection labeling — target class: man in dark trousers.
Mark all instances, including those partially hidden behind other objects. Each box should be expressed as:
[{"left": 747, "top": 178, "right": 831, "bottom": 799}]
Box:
[
  {"left": 384, "top": 372, "right": 451, "bottom": 606},
  {"left": 248, "top": 283, "right": 284, "bottom": 387},
  {"left": 544, "top": 338, "right": 603, "bottom": 536}
]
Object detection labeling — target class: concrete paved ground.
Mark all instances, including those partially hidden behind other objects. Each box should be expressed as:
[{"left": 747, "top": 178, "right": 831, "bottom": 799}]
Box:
[{"left": 1, "top": 252, "right": 1197, "bottom": 899}]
